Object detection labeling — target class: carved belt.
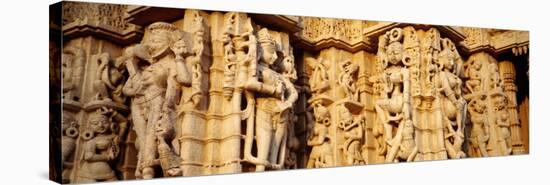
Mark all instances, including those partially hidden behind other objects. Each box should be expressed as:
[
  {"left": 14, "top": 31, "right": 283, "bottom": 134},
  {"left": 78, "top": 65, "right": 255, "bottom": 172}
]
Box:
[{"left": 133, "top": 88, "right": 165, "bottom": 104}]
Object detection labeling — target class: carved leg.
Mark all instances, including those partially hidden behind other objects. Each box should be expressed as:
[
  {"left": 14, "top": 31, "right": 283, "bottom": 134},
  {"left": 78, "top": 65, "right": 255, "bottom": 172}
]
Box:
[
  {"left": 477, "top": 135, "right": 489, "bottom": 157},
  {"left": 255, "top": 110, "right": 273, "bottom": 171},
  {"left": 131, "top": 102, "right": 147, "bottom": 178},
  {"left": 386, "top": 123, "right": 404, "bottom": 162},
  {"left": 270, "top": 121, "right": 287, "bottom": 164},
  {"left": 142, "top": 97, "right": 164, "bottom": 179}
]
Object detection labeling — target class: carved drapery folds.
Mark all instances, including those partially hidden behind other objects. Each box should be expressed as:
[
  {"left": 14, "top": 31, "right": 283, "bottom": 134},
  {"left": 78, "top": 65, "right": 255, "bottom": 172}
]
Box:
[{"left": 56, "top": 2, "right": 528, "bottom": 182}]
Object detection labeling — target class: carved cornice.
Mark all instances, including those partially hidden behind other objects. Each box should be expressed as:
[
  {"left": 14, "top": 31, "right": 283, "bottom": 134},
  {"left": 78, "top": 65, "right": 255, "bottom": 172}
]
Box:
[
  {"left": 62, "top": 2, "right": 143, "bottom": 45},
  {"left": 460, "top": 27, "right": 529, "bottom": 56},
  {"left": 126, "top": 5, "right": 186, "bottom": 27},
  {"left": 249, "top": 14, "right": 302, "bottom": 33},
  {"left": 296, "top": 17, "right": 373, "bottom": 52}
]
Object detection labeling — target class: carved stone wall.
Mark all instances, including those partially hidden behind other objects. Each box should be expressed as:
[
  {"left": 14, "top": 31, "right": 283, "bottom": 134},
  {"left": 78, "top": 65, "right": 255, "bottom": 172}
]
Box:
[{"left": 51, "top": 2, "right": 529, "bottom": 183}]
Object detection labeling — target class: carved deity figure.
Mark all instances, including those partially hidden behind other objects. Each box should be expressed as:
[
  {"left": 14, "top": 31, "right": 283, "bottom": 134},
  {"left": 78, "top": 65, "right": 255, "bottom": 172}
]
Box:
[
  {"left": 93, "top": 52, "right": 127, "bottom": 103},
  {"left": 437, "top": 38, "right": 467, "bottom": 159},
  {"left": 242, "top": 28, "right": 298, "bottom": 171},
  {"left": 338, "top": 60, "right": 359, "bottom": 101},
  {"left": 75, "top": 108, "right": 120, "bottom": 183},
  {"left": 370, "top": 28, "right": 411, "bottom": 152},
  {"left": 307, "top": 102, "right": 333, "bottom": 168},
  {"left": 467, "top": 96, "right": 490, "bottom": 157},
  {"left": 121, "top": 22, "right": 192, "bottom": 179},
  {"left": 465, "top": 60, "right": 483, "bottom": 94},
  {"left": 493, "top": 94, "right": 512, "bottom": 154},
  {"left": 337, "top": 105, "right": 364, "bottom": 165}
]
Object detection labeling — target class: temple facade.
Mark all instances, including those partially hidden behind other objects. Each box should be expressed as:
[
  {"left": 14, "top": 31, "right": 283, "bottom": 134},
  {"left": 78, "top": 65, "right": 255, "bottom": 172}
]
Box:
[{"left": 49, "top": 1, "right": 529, "bottom": 183}]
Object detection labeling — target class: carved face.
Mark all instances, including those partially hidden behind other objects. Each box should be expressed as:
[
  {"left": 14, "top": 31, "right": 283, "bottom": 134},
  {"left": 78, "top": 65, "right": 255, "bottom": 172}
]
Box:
[
  {"left": 473, "top": 100, "right": 486, "bottom": 113},
  {"left": 387, "top": 42, "right": 403, "bottom": 65},
  {"left": 171, "top": 39, "right": 188, "bottom": 55},
  {"left": 339, "top": 107, "right": 353, "bottom": 125},
  {"left": 89, "top": 116, "right": 109, "bottom": 134},
  {"left": 155, "top": 115, "right": 174, "bottom": 139},
  {"left": 146, "top": 32, "right": 171, "bottom": 59},
  {"left": 472, "top": 60, "right": 482, "bottom": 70},
  {"left": 494, "top": 95, "right": 507, "bottom": 110},
  {"left": 261, "top": 43, "right": 278, "bottom": 65}
]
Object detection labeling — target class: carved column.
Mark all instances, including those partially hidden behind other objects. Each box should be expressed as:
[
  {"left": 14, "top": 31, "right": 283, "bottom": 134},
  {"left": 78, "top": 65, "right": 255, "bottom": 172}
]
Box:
[{"left": 499, "top": 60, "right": 525, "bottom": 154}]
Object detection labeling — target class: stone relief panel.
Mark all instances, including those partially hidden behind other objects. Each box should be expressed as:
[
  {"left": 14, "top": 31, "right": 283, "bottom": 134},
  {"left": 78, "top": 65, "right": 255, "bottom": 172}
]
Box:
[{"left": 52, "top": 2, "right": 529, "bottom": 183}]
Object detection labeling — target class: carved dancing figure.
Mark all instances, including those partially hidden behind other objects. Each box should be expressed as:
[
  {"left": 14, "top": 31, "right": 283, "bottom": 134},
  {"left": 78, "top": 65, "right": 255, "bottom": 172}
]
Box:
[
  {"left": 121, "top": 22, "right": 193, "bottom": 179},
  {"left": 437, "top": 38, "right": 466, "bottom": 159},
  {"left": 370, "top": 28, "right": 411, "bottom": 152}
]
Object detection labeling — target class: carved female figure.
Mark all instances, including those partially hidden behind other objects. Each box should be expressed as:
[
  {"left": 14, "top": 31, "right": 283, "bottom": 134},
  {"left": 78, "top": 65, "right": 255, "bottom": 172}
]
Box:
[
  {"left": 437, "top": 38, "right": 466, "bottom": 159},
  {"left": 468, "top": 96, "right": 490, "bottom": 157},
  {"left": 75, "top": 108, "right": 119, "bottom": 183},
  {"left": 371, "top": 28, "right": 411, "bottom": 148},
  {"left": 121, "top": 22, "right": 192, "bottom": 179},
  {"left": 243, "top": 28, "right": 298, "bottom": 171}
]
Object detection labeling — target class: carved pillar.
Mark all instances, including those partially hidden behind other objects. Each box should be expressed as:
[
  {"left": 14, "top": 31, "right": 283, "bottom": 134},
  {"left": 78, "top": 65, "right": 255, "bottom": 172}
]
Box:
[
  {"left": 499, "top": 60, "right": 525, "bottom": 154},
  {"left": 464, "top": 52, "right": 511, "bottom": 157}
]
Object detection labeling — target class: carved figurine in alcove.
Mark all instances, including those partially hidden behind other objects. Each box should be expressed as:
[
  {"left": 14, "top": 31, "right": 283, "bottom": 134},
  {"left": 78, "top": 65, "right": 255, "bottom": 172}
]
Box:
[
  {"left": 465, "top": 60, "right": 483, "bottom": 94},
  {"left": 307, "top": 57, "right": 330, "bottom": 94},
  {"left": 338, "top": 60, "right": 359, "bottom": 101},
  {"left": 488, "top": 63, "right": 502, "bottom": 91},
  {"left": 75, "top": 108, "right": 120, "bottom": 183},
  {"left": 93, "top": 52, "right": 127, "bottom": 103},
  {"left": 242, "top": 28, "right": 298, "bottom": 171}
]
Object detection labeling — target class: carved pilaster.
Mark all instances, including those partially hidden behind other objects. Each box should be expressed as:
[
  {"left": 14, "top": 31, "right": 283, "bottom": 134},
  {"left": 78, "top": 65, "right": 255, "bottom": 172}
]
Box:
[{"left": 499, "top": 60, "right": 525, "bottom": 154}]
